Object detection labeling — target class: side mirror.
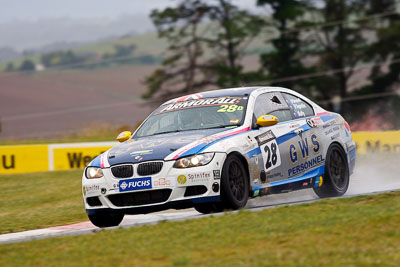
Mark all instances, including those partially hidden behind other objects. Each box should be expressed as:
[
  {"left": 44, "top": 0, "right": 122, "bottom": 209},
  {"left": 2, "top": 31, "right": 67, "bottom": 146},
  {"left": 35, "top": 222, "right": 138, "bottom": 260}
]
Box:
[
  {"left": 256, "top": 115, "right": 279, "bottom": 127},
  {"left": 117, "top": 131, "right": 132, "bottom": 142}
]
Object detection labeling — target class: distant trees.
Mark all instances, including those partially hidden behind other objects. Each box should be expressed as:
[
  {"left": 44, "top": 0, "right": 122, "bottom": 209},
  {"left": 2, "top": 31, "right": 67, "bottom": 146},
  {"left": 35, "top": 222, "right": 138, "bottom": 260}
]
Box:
[
  {"left": 256, "top": 0, "right": 313, "bottom": 93},
  {"left": 103, "top": 44, "right": 136, "bottom": 60},
  {"left": 143, "top": 0, "right": 260, "bottom": 100},
  {"left": 40, "top": 50, "right": 86, "bottom": 68},
  {"left": 4, "top": 63, "right": 14, "bottom": 72},
  {"left": 143, "top": 0, "right": 400, "bottom": 126},
  {"left": 18, "top": 60, "right": 35, "bottom": 71}
]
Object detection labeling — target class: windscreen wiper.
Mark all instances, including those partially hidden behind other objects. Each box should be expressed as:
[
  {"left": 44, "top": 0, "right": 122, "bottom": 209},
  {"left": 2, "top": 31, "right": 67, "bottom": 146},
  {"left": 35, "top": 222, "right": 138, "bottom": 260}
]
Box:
[
  {"left": 152, "top": 130, "right": 181, "bottom": 136},
  {"left": 204, "top": 124, "right": 239, "bottom": 129}
]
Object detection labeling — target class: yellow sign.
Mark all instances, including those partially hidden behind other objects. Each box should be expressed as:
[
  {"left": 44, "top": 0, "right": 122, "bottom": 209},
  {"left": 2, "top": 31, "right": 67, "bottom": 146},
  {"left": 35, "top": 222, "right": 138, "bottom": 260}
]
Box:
[
  {"left": 352, "top": 131, "right": 400, "bottom": 154},
  {"left": 0, "top": 145, "right": 48, "bottom": 174},
  {"left": 52, "top": 146, "right": 112, "bottom": 171}
]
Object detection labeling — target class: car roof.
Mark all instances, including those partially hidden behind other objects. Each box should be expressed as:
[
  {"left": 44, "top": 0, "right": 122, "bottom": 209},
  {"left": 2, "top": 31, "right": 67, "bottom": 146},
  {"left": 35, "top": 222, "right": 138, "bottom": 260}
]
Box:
[{"left": 164, "top": 86, "right": 293, "bottom": 104}]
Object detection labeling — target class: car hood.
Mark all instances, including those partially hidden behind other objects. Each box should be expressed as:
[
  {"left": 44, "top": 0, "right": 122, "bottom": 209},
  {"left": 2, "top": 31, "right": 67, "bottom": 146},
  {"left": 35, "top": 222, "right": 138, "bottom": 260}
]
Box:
[{"left": 106, "top": 128, "right": 227, "bottom": 166}]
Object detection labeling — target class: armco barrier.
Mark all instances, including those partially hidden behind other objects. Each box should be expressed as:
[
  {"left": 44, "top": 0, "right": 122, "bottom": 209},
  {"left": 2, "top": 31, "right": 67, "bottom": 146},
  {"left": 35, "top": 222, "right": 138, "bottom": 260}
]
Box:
[{"left": 0, "top": 131, "right": 399, "bottom": 175}]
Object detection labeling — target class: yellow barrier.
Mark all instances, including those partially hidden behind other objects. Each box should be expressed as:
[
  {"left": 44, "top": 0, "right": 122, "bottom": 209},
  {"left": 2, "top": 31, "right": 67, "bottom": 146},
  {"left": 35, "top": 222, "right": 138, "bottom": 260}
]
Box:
[
  {"left": 52, "top": 145, "right": 112, "bottom": 171},
  {"left": 0, "top": 145, "right": 48, "bottom": 174},
  {"left": 0, "top": 131, "right": 399, "bottom": 175},
  {"left": 352, "top": 131, "right": 400, "bottom": 154}
]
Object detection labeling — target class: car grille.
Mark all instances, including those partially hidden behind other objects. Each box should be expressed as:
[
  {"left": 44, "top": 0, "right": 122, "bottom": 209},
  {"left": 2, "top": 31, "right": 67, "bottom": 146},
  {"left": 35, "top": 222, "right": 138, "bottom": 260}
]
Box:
[
  {"left": 137, "top": 162, "right": 163, "bottom": 176},
  {"left": 108, "top": 189, "right": 172, "bottom": 207},
  {"left": 111, "top": 165, "right": 133, "bottom": 178}
]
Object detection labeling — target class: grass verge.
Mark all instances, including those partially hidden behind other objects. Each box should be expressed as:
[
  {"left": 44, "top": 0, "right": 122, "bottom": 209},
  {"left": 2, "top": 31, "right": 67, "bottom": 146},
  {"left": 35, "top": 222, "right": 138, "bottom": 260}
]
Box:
[
  {"left": 0, "top": 122, "right": 142, "bottom": 146},
  {"left": 0, "top": 170, "right": 87, "bottom": 234},
  {"left": 1, "top": 191, "right": 400, "bottom": 266}
]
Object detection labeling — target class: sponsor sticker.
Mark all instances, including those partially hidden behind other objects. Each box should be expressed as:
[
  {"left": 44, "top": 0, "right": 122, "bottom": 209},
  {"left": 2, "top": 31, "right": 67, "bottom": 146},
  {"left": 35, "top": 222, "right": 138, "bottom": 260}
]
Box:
[
  {"left": 266, "top": 172, "right": 283, "bottom": 180},
  {"left": 119, "top": 177, "right": 152, "bottom": 192},
  {"left": 306, "top": 117, "right": 323, "bottom": 128},
  {"left": 177, "top": 175, "right": 187, "bottom": 184},
  {"left": 84, "top": 184, "right": 100, "bottom": 194},
  {"left": 130, "top": 150, "right": 153, "bottom": 155},
  {"left": 158, "top": 97, "right": 241, "bottom": 114},
  {"left": 213, "top": 170, "right": 221, "bottom": 179},
  {"left": 289, "top": 122, "right": 302, "bottom": 129},
  {"left": 187, "top": 172, "right": 211, "bottom": 183},
  {"left": 324, "top": 125, "right": 340, "bottom": 135},
  {"left": 255, "top": 130, "right": 276, "bottom": 146},
  {"left": 154, "top": 178, "right": 171, "bottom": 187},
  {"left": 288, "top": 155, "right": 324, "bottom": 177}
]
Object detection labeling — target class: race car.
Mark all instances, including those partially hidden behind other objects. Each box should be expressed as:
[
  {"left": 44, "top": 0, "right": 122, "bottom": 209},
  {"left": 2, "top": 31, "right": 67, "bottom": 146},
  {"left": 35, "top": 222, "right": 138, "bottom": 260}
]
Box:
[{"left": 82, "top": 86, "right": 356, "bottom": 227}]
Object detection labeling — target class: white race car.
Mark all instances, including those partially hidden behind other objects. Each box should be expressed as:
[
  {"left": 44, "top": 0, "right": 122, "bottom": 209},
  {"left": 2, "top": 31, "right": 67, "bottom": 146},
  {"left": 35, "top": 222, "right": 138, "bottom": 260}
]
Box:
[{"left": 82, "top": 87, "right": 356, "bottom": 227}]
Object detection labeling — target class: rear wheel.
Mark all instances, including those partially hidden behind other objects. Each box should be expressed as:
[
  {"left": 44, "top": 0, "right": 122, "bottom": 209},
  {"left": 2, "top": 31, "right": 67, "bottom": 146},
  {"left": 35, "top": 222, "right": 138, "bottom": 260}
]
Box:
[
  {"left": 314, "top": 143, "right": 349, "bottom": 198},
  {"left": 220, "top": 155, "right": 249, "bottom": 209},
  {"left": 88, "top": 210, "right": 124, "bottom": 228}
]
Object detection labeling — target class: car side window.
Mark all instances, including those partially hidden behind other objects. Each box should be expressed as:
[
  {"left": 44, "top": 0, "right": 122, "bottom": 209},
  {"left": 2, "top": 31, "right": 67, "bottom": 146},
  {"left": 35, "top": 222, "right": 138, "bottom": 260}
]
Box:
[
  {"left": 269, "top": 110, "right": 293, "bottom": 122},
  {"left": 253, "top": 92, "right": 288, "bottom": 119},
  {"left": 282, "top": 93, "right": 314, "bottom": 119},
  {"left": 253, "top": 92, "right": 292, "bottom": 124}
]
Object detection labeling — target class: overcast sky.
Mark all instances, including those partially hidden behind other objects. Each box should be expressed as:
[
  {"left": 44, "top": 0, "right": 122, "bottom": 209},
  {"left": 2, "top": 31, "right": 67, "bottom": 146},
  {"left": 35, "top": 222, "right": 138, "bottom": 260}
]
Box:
[{"left": 0, "top": 0, "right": 257, "bottom": 22}]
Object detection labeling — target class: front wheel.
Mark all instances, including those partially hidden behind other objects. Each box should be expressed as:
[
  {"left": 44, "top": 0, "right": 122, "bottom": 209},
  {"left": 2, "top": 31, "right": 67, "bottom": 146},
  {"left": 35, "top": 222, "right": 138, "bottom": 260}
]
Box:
[
  {"left": 314, "top": 143, "right": 349, "bottom": 198},
  {"left": 88, "top": 210, "right": 124, "bottom": 228},
  {"left": 220, "top": 155, "right": 249, "bottom": 210}
]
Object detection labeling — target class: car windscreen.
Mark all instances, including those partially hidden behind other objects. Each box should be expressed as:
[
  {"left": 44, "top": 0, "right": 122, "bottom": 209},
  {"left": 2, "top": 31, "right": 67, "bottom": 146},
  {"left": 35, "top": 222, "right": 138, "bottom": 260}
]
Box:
[{"left": 134, "top": 96, "right": 248, "bottom": 138}]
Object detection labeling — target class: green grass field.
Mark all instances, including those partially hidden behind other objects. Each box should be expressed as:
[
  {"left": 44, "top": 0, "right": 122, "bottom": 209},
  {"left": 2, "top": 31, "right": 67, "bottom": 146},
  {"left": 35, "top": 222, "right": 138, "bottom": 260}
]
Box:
[
  {"left": 0, "top": 170, "right": 87, "bottom": 234},
  {"left": 1, "top": 191, "right": 400, "bottom": 266}
]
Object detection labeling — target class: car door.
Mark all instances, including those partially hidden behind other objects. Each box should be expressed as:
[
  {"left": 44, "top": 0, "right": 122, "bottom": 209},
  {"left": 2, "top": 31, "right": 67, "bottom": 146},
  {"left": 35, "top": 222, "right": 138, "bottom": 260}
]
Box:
[
  {"left": 252, "top": 92, "right": 293, "bottom": 184},
  {"left": 279, "top": 92, "right": 324, "bottom": 181}
]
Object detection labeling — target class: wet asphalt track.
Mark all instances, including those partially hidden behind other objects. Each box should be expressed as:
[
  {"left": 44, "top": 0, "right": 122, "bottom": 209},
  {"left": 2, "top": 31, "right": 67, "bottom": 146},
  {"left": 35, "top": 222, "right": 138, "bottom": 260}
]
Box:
[{"left": 1, "top": 155, "right": 399, "bottom": 244}]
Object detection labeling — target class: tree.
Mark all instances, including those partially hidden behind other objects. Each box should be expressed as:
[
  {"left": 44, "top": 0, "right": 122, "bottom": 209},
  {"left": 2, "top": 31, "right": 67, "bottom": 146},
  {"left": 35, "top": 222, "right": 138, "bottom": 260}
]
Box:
[
  {"left": 4, "top": 62, "right": 14, "bottom": 72},
  {"left": 143, "top": 0, "right": 211, "bottom": 100},
  {"left": 256, "top": 0, "right": 314, "bottom": 94},
  {"left": 206, "top": 0, "right": 261, "bottom": 87},
  {"left": 18, "top": 60, "right": 35, "bottom": 71},
  {"left": 143, "top": 0, "right": 260, "bottom": 100},
  {"left": 363, "top": 0, "right": 400, "bottom": 94},
  {"left": 350, "top": 0, "right": 400, "bottom": 127},
  {"left": 41, "top": 50, "right": 86, "bottom": 68},
  {"left": 308, "top": 0, "right": 367, "bottom": 101}
]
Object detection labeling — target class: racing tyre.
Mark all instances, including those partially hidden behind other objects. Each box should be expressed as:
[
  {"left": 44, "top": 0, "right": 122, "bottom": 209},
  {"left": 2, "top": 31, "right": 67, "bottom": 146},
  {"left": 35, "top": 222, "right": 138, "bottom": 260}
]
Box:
[
  {"left": 88, "top": 210, "right": 124, "bottom": 228},
  {"left": 314, "top": 143, "right": 349, "bottom": 198},
  {"left": 194, "top": 202, "right": 224, "bottom": 214},
  {"left": 220, "top": 155, "right": 249, "bottom": 210}
]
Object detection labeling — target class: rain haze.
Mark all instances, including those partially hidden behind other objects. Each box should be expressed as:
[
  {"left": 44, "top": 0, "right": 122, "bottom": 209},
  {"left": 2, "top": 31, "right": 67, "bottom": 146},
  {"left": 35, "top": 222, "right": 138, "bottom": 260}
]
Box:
[{"left": 0, "top": 0, "right": 257, "bottom": 50}]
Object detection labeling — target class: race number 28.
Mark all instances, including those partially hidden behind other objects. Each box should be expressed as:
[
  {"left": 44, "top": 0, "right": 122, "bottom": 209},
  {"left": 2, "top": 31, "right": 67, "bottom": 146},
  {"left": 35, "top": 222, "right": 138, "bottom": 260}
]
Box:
[{"left": 261, "top": 140, "right": 281, "bottom": 172}]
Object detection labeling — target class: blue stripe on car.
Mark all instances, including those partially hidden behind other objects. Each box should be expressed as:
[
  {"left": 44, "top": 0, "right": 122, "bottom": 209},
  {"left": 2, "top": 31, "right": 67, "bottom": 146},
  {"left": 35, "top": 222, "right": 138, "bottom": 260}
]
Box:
[{"left": 252, "top": 165, "right": 325, "bottom": 191}]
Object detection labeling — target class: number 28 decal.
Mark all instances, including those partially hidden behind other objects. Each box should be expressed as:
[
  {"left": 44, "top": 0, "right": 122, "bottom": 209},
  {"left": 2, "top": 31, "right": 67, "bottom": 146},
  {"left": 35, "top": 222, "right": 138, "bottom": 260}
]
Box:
[
  {"left": 261, "top": 140, "right": 281, "bottom": 172},
  {"left": 217, "top": 105, "right": 243, "bottom": 112}
]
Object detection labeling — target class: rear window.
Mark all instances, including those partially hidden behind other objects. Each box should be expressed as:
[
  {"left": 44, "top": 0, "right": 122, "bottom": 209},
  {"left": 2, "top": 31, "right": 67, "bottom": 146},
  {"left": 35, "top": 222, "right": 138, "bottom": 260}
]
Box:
[{"left": 282, "top": 93, "right": 314, "bottom": 118}]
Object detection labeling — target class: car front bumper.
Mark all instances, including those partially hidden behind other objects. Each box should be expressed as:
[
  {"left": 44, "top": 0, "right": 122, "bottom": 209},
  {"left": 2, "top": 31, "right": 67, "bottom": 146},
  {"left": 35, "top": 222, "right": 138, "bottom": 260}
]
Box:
[{"left": 82, "top": 152, "right": 226, "bottom": 214}]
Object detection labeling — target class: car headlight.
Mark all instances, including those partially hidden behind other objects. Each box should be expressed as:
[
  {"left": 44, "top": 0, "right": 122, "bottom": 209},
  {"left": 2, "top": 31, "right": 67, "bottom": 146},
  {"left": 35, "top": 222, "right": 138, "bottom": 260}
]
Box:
[
  {"left": 173, "top": 153, "right": 214, "bottom": 168},
  {"left": 85, "top": 167, "right": 104, "bottom": 179}
]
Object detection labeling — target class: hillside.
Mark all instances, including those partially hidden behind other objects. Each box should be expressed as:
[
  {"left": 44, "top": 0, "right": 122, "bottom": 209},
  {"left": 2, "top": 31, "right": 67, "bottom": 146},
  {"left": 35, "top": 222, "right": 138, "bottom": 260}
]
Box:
[{"left": 0, "top": 65, "right": 156, "bottom": 140}]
